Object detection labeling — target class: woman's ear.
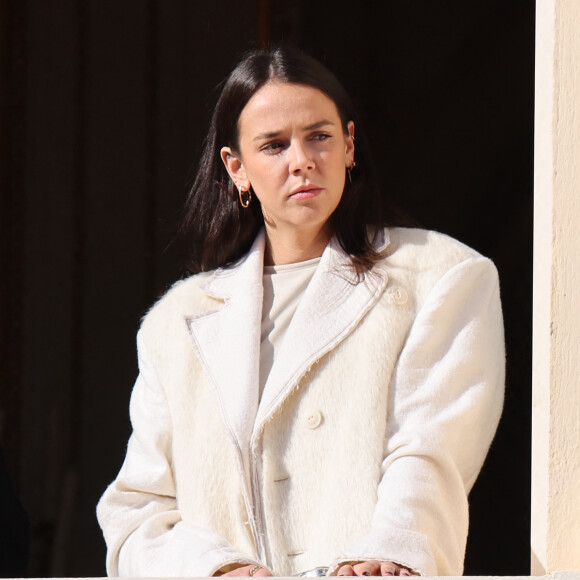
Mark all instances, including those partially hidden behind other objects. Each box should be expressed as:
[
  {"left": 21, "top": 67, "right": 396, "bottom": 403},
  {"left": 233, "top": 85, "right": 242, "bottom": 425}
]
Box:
[
  {"left": 220, "top": 147, "right": 250, "bottom": 191},
  {"left": 345, "top": 121, "right": 355, "bottom": 167}
]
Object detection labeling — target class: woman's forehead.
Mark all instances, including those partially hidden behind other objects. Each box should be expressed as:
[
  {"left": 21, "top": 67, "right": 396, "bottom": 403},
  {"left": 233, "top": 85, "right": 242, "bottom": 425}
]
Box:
[{"left": 238, "top": 82, "right": 341, "bottom": 137}]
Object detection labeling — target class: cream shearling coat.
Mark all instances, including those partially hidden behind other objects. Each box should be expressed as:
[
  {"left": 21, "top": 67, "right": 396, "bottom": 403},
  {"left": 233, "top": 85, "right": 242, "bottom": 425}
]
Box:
[{"left": 97, "top": 227, "right": 505, "bottom": 577}]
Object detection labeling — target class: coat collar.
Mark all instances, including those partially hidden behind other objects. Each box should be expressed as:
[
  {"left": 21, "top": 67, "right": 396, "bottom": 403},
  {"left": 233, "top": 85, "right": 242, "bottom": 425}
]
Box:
[{"left": 186, "top": 229, "right": 390, "bottom": 453}]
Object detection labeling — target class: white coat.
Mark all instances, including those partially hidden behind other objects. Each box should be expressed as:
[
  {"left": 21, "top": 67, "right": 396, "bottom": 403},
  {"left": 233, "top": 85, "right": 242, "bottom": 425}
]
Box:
[{"left": 97, "top": 227, "right": 505, "bottom": 577}]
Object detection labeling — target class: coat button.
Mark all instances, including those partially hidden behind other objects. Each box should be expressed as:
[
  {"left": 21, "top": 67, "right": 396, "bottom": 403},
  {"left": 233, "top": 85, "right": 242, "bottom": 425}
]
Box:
[
  {"left": 306, "top": 410, "right": 323, "bottom": 429},
  {"left": 387, "top": 285, "right": 408, "bottom": 305}
]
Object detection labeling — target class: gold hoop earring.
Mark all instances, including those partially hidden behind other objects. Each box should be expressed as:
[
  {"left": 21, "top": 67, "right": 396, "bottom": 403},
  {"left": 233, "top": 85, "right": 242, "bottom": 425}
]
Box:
[
  {"left": 347, "top": 161, "right": 357, "bottom": 184},
  {"left": 238, "top": 184, "right": 252, "bottom": 208}
]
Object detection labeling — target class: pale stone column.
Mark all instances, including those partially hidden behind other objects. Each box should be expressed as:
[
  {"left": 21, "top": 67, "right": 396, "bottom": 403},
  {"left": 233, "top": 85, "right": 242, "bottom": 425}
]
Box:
[{"left": 531, "top": 0, "right": 580, "bottom": 574}]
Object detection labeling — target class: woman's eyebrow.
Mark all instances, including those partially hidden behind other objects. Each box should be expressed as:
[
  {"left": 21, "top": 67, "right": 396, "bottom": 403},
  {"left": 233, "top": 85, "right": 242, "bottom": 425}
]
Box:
[
  {"left": 254, "top": 130, "right": 282, "bottom": 141},
  {"left": 253, "top": 119, "right": 336, "bottom": 142},
  {"left": 303, "top": 119, "right": 335, "bottom": 131}
]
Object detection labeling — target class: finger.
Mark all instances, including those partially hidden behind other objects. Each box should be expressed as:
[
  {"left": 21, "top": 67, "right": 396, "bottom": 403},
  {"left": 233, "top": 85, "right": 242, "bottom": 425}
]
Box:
[
  {"left": 337, "top": 564, "right": 356, "bottom": 576},
  {"left": 223, "top": 565, "right": 266, "bottom": 577},
  {"left": 394, "top": 564, "right": 416, "bottom": 577},
  {"left": 353, "top": 560, "right": 382, "bottom": 576},
  {"left": 380, "top": 562, "right": 399, "bottom": 576},
  {"left": 221, "top": 566, "right": 250, "bottom": 577}
]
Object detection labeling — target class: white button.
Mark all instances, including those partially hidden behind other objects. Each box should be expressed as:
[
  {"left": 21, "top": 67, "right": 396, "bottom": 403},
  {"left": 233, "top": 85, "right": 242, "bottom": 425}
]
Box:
[
  {"left": 387, "top": 285, "right": 408, "bottom": 305},
  {"left": 306, "top": 410, "right": 323, "bottom": 429}
]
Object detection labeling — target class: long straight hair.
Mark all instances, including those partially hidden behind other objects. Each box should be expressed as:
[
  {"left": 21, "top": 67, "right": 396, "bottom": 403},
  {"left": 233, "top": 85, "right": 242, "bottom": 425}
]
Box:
[{"left": 178, "top": 47, "right": 391, "bottom": 274}]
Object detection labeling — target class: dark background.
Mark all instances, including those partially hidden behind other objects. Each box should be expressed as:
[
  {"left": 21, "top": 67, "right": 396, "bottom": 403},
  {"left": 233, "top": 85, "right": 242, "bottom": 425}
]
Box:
[{"left": 0, "top": 0, "right": 534, "bottom": 576}]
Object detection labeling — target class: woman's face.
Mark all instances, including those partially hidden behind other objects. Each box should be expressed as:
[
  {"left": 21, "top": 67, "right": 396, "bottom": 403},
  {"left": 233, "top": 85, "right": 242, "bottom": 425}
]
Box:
[{"left": 221, "top": 82, "right": 355, "bottom": 246}]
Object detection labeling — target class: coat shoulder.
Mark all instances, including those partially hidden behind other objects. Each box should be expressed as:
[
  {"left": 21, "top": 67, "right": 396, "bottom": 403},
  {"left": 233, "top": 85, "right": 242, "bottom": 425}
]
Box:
[
  {"left": 376, "top": 228, "right": 499, "bottom": 308},
  {"left": 138, "top": 271, "right": 216, "bottom": 344},
  {"left": 382, "top": 227, "right": 489, "bottom": 272}
]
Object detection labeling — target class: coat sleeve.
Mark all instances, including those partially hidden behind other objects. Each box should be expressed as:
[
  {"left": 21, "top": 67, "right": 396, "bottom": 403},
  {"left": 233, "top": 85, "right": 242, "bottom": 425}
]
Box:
[
  {"left": 328, "top": 256, "right": 505, "bottom": 576},
  {"left": 96, "top": 334, "right": 260, "bottom": 577}
]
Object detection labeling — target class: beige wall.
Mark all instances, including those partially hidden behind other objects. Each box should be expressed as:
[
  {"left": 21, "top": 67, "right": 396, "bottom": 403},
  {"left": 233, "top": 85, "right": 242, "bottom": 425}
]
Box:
[{"left": 532, "top": 0, "right": 580, "bottom": 574}]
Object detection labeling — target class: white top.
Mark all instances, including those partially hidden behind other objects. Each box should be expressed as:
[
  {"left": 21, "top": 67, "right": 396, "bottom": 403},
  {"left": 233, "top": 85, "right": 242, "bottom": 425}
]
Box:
[{"left": 260, "top": 257, "right": 320, "bottom": 396}]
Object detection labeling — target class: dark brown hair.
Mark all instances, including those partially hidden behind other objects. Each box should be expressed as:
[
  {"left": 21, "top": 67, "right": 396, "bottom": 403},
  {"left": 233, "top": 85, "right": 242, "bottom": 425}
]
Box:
[{"left": 178, "top": 46, "right": 391, "bottom": 274}]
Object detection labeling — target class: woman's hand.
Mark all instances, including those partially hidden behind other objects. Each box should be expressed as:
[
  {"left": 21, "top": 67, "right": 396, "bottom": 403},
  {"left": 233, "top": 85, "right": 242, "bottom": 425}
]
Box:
[
  {"left": 337, "top": 560, "right": 416, "bottom": 576},
  {"left": 220, "top": 564, "right": 273, "bottom": 577}
]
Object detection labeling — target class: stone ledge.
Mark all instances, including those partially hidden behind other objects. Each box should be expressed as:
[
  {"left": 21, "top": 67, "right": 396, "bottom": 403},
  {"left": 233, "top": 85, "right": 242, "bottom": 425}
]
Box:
[{"left": 18, "top": 574, "right": 580, "bottom": 580}]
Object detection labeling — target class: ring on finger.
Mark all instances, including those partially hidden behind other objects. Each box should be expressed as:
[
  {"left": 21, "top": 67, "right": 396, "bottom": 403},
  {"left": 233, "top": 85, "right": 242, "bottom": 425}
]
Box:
[{"left": 249, "top": 565, "right": 263, "bottom": 576}]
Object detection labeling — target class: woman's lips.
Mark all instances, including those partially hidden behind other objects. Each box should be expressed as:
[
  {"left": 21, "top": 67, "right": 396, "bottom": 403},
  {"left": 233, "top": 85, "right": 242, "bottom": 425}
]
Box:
[{"left": 289, "top": 187, "right": 323, "bottom": 200}]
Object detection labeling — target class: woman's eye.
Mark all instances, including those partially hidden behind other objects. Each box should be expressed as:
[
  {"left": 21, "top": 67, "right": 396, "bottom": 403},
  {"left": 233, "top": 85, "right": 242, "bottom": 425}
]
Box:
[
  {"left": 261, "top": 141, "right": 284, "bottom": 153},
  {"left": 311, "top": 133, "right": 331, "bottom": 142}
]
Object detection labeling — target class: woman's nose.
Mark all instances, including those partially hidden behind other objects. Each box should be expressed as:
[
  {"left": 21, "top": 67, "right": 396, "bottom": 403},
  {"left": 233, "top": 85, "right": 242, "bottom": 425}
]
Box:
[{"left": 288, "top": 141, "right": 314, "bottom": 174}]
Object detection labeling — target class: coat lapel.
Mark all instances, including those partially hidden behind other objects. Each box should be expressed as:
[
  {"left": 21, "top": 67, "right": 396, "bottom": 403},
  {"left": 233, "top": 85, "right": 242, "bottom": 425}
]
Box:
[
  {"left": 186, "top": 228, "right": 391, "bottom": 452},
  {"left": 254, "top": 234, "right": 390, "bottom": 437},
  {"left": 186, "top": 232, "right": 266, "bottom": 459}
]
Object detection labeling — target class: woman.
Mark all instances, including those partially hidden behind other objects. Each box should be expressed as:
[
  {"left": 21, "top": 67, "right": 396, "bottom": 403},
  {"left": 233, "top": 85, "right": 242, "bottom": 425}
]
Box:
[{"left": 97, "top": 47, "right": 504, "bottom": 578}]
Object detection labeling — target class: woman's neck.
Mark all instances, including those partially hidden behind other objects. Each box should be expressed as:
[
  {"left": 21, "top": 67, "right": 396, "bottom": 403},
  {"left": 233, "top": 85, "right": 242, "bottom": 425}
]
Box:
[{"left": 264, "top": 224, "right": 332, "bottom": 266}]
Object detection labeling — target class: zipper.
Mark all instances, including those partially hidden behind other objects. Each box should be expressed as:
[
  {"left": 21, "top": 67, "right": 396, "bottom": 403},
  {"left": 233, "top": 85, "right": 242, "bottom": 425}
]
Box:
[
  {"left": 250, "top": 439, "right": 268, "bottom": 565},
  {"left": 231, "top": 437, "right": 262, "bottom": 561}
]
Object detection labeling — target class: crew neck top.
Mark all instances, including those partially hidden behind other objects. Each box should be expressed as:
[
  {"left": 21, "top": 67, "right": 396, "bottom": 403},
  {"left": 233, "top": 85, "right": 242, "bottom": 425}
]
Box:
[{"left": 259, "top": 257, "right": 321, "bottom": 397}]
